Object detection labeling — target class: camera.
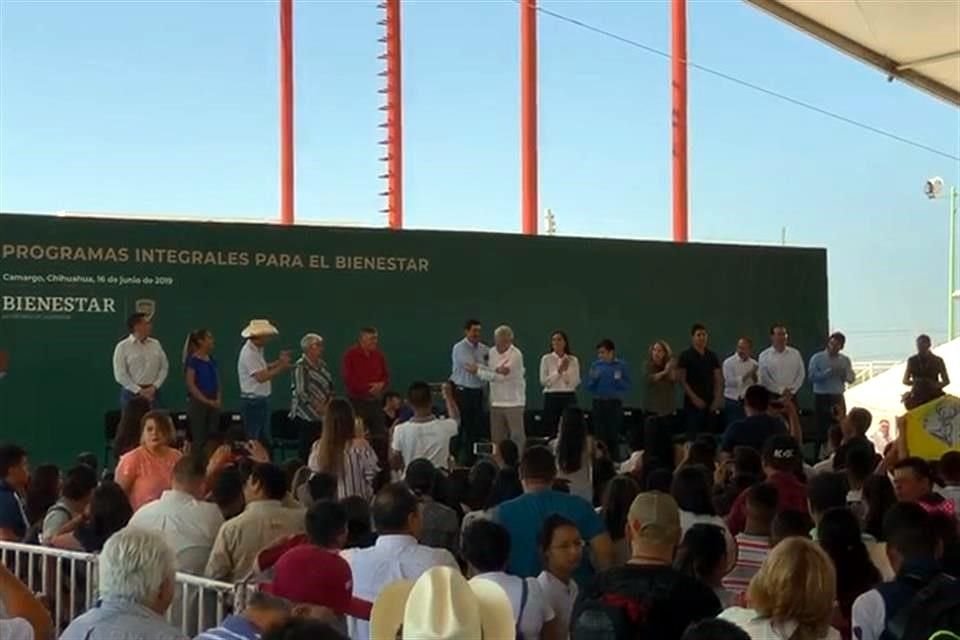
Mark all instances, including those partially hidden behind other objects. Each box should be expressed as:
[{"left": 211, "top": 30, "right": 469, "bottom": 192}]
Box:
[{"left": 925, "top": 177, "right": 944, "bottom": 200}]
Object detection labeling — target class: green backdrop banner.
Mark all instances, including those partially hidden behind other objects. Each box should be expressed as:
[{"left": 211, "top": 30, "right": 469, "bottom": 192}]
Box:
[{"left": 0, "top": 213, "right": 828, "bottom": 465}]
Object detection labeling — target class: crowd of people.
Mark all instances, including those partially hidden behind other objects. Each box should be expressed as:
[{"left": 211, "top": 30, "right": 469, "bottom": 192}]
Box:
[{"left": 0, "top": 315, "right": 957, "bottom": 639}]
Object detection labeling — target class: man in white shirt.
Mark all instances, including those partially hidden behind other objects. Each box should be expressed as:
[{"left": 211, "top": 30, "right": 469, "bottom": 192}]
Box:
[
  {"left": 758, "top": 324, "right": 805, "bottom": 404},
  {"left": 390, "top": 381, "right": 460, "bottom": 473},
  {"left": 721, "top": 337, "right": 758, "bottom": 425},
  {"left": 343, "top": 483, "right": 458, "bottom": 640},
  {"left": 113, "top": 312, "right": 169, "bottom": 408},
  {"left": 237, "top": 319, "right": 291, "bottom": 442},
  {"left": 478, "top": 325, "right": 526, "bottom": 449}
]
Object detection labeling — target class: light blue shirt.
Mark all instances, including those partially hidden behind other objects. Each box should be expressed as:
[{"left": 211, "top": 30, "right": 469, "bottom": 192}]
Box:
[
  {"left": 451, "top": 338, "right": 489, "bottom": 388},
  {"left": 60, "top": 598, "right": 188, "bottom": 640},
  {"left": 808, "top": 350, "right": 855, "bottom": 395}
]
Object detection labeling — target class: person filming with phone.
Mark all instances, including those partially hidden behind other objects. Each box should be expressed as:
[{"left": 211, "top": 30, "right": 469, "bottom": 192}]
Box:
[{"left": 237, "top": 319, "right": 291, "bottom": 443}]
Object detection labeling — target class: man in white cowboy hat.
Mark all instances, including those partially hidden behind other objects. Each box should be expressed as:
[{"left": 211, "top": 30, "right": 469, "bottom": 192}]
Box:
[
  {"left": 237, "top": 319, "right": 291, "bottom": 442},
  {"left": 370, "top": 566, "right": 516, "bottom": 640}
]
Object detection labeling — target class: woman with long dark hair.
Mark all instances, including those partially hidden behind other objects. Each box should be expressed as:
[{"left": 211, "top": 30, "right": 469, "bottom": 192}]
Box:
[
  {"left": 646, "top": 340, "right": 676, "bottom": 416},
  {"left": 551, "top": 407, "right": 594, "bottom": 502},
  {"left": 183, "top": 328, "right": 220, "bottom": 453},
  {"left": 539, "top": 330, "right": 580, "bottom": 438},
  {"left": 600, "top": 474, "right": 640, "bottom": 565},
  {"left": 25, "top": 464, "right": 60, "bottom": 526},
  {"left": 817, "top": 508, "right": 880, "bottom": 627},
  {"left": 308, "top": 398, "right": 379, "bottom": 500}
]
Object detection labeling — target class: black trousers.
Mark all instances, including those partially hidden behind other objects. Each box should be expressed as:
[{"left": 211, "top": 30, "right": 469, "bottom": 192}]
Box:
[
  {"left": 292, "top": 417, "right": 322, "bottom": 463},
  {"left": 455, "top": 386, "right": 486, "bottom": 465},
  {"left": 814, "top": 393, "right": 844, "bottom": 440},
  {"left": 591, "top": 398, "right": 623, "bottom": 460},
  {"left": 186, "top": 397, "right": 219, "bottom": 455},
  {"left": 682, "top": 406, "right": 720, "bottom": 441},
  {"left": 542, "top": 392, "right": 577, "bottom": 439}
]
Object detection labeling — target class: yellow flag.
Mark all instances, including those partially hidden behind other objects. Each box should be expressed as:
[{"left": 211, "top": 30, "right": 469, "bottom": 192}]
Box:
[{"left": 905, "top": 394, "right": 960, "bottom": 460}]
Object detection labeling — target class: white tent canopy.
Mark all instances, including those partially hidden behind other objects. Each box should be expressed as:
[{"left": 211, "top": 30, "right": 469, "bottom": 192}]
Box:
[
  {"left": 844, "top": 338, "right": 960, "bottom": 445},
  {"left": 745, "top": 0, "right": 960, "bottom": 106}
]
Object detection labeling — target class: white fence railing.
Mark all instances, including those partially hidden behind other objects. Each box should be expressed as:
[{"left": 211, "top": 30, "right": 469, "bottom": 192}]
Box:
[{"left": 0, "top": 541, "right": 239, "bottom": 635}]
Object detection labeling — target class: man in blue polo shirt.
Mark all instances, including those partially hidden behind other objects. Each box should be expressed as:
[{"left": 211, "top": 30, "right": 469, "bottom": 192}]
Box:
[
  {"left": 493, "top": 446, "right": 613, "bottom": 584},
  {"left": 585, "top": 338, "right": 631, "bottom": 458},
  {"left": 0, "top": 444, "right": 29, "bottom": 542}
]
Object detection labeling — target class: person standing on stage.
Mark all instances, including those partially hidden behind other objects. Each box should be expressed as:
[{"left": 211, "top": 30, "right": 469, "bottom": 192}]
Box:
[
  {"left": 645, "top": 340, "right": 676, "bottom": 417},
  {"left": 540, "top": 330, "right": 580, "bottom": 439},
  {"left": 585, "top": 339, "right": 631, "bottom": 458},
  {"left": 721, "top": 337, "right": 758, "bottom": 425},
  {"left": 113, "top": 312, "right": 169, "bottom": 409},
  {"left": 677, "top": 323, "right": 723, "bottom": 437},
  {"left": 183, "top": 328, "right": 221, "bottom": 452},
  {"left": 479, "top": 325, "right": 527, "bottom": 450},
  {"left": 451, "top": 319, "right": 489, "bottom": 464},
  {"left": 758, "top": 324, "right": 806, "bottom": 408},
  {"left": 237, "top": 319, "right": 291, "bottom": 442},
  {"left": 290, "top": 333, "right": 333, "bottom": 462},
  {"left": 808, "top": 331, "right": 854, "bottom": 436},
  {"left": 342, "top": 327, "right": 390, "bottom": 436}
]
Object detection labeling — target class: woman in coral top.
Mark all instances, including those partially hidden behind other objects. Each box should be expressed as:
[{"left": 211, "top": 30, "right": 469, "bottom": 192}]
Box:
[{"left": 115, "top": 410, "right": 182, "bottom": 511}]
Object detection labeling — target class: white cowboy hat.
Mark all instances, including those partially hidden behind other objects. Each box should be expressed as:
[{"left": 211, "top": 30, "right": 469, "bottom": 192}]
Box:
[
  {"left": 240, "top": 319, "right": 279, "bottom": 339},
  {"left": 369, "top": 566, "right": 515, "bottom": 640}
]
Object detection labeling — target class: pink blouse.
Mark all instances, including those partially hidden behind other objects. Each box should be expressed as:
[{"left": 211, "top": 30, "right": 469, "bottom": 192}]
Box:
[{"left": 115, "top": 446, "right": 183, "bottom": 511}]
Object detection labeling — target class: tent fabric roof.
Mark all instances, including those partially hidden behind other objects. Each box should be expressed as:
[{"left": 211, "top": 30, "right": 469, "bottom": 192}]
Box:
[
  {"left": 844, "top": 338, "right": 960, "bottom": 445},
  {"left": 745, "top": 0, "right": 960, "bottom": 106}
]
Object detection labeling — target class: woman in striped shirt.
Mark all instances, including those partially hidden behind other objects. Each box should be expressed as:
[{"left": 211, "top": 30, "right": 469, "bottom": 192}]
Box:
[
  {"left": 289, "top": 333, "right": 334, "bottom": 461},
  {"left": 308, "top": 398, "right": 379, "bottom": 500}
]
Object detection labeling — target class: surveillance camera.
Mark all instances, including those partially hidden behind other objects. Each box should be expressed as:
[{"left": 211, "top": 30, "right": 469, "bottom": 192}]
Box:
[{"left": 925, "top": 177, "right": 944, "bottom": 199}]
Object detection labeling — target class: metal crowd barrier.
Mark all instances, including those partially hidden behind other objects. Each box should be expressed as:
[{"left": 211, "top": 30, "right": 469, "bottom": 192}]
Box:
[{"left": 0, "top": 541, "right": 239, "bottom": 635}]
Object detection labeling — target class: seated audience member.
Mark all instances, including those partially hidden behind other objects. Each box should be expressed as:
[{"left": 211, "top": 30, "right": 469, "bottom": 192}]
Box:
[
  {"left": 551, "top": 407, "right": 595, "bottom": 503},
  {"left": 462, "top": 460, "right": 498, "bottom": 512},
  {"left": 261, "top": 619, "right": 347, "bottom": 640},
  {"left": 60, "top": 527, "right": 186, "bottom": 640},
  {"left": 832, "top": 408, "right": 875, "bottom": 470},
  {"left": 675, "top": 523, "right": 735, "bottom": 607},
  {"left": 115, "top": 410, "right": 183, "bottom": 511},
  {"left": 50, "top": 481, "right": 133, "bottom": 552},
  {"left": 720, "top": 537, "right": 840, "bottom": 640},
  {"left": 807, "top": 472, "right": 848, "bottom": 538},
  {"left": 40, "top": 464, "right": 97, "bottom": 544},
  {"left": 196, "top": 591, "right": 292, "bottom": 640},
  {"left": 493, "top": 446, "right": 612, "bottom": 583},
  {"left": 309, "top": 399, "right": 379, "bottom": 500},
  {"left": 341, "top": 496, "right": 376, "bottom": 549},
  {"left": 817, "top": 508, "right": 881, "bottom": 630},
  {"left": 862, "top": 474, "right": 897, "bottom": 541},
  {"left": 721, "top": 385, "right": 787, "bottom": 455},
  {"left": 342, "top": 482, "right": 458, "bottom": 640},
  {"left": 129, "top": 455, "right": 224, "bottom": 575},
  {"left": 369, "top": 566, "right": 514, "bottom": 640},
  {"left": 714, "top": 447, "right": 762, "bottom": 517},
  {"left": 266, "top": 501, "right": 372, "bottom": 631},
  {"left": 682, "top": 619, "right": 751, "bottom": 640},
  {"left": 722, "top": 482, "right": 777, "bottom": 597},
  {"left": 893, "top": 456, "right": 956, "bottom": 517},
  {"left": 770, "top": 510, "right": 814, "bottom": 547},
  {"left": 25, "top": 464, "right": 60, "bottom": 529},
  {"left": 537, "top": 514, "right": 583, "bottom": 639},
  {"left": 462, "top": 519, "right": 559, "bottom": 639},
  {"left": 843, "top": 443, "right": 875, "bottom": 522},
  {"left": 600, "top": 474, "right": 641, "bottom": 566},
  {"left": 851, "top": 502, "right": 960, "bottom": 640},
  {"left": 113, "top": 396, "right": 151, "bottom": 459},
  {"left": 572, "top": 492, "right": 720, "bottom": 640},
  {"left": 727, "top": 435, "right": 808, "bottom": 536},
  {"left": 497, "top": 439, "right": 520, "bottom": 470},
  {"left": 0, "top": 563, "right": 53, "bottom": 640},
  {"left": 812, "top": 425, "right": 843, "bottom": 474},
  {"left": 938, "top": 450, "right": 960, "bottom": 514},
  {"left": 390, "top": 381, "right": 459, "bottom": 473},
  {"left": 205, "top": 463, "right": 305, "bottom": 582},
  {"left": 591, "top": 456, "right": 617, "bottom": 507},
  {"left": 672, "top": 465, "right": 729, "bottom": 535},
  {"left": 0, "top": 444, "right": 29, "bottom": 541},
  {"left": 211, "top": 466, "right": 246, "bottom": 521},
  {"left": 404, "top": 458, "right": 459, "bottom": 553},
  {"left": 295, "top": 471, "right": 337, "bottom": 507}
]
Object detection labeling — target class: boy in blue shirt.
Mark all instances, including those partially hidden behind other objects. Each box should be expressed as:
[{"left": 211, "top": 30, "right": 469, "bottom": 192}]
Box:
[{"left": 585, "top": 339, "right": 631, "bottom": 459}]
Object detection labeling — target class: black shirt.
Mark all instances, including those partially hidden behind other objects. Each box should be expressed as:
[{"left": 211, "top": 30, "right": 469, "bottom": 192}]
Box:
[
  {"left": 905, "top": 353, "right": 949, "bottom": 387},
  {"left": 678, "top": 348, "right": 721, "bottom": 408},
  {"left": 721, "top": 414, "right": 788, "bottom": 452},
  {"left": 578, "top": 564, "right": 721, "bottom": 640}
]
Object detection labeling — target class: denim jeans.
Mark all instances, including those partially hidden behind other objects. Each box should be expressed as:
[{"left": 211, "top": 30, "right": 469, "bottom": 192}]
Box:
[{"left": 240, "top": 396, "right": 270, "bottom": 442}]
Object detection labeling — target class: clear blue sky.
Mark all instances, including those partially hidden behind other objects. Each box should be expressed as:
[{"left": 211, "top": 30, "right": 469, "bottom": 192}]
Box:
[{"left": 1, "top": 0, "right": 958, "bottom": 360}]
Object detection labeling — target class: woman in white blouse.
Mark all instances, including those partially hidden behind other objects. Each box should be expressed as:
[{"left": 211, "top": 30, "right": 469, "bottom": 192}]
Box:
[{"left": 540, "top": 330, "right": 581, "bottom": 439}]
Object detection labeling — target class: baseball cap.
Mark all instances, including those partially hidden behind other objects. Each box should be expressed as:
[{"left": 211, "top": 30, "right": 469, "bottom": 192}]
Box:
[
  {"left": 265, "top": 545, "right": 372, "bottom": 620},
  {"left": 627, "top": 491, "right": 681, "bottom": 546},
  {"left": 762, "top": 434, "right": 802, "bottom": 472}
]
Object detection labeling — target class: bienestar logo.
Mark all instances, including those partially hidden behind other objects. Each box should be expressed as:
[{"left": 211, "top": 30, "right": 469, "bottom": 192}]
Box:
[{"left": 2, "top": 295, "right": 116, "bottom": 313}]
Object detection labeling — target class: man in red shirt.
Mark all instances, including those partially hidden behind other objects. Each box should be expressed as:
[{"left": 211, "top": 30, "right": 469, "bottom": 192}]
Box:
[
  {"left": 726, "top": 435, "right": 808, "bottom": 535},
  {"left": 342, "top": 327, "right": 390, "bottom": 437}
]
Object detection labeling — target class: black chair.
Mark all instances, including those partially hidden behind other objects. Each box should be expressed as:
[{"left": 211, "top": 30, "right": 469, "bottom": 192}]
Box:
[
  {"left": 270, "top": 410, "right": 298, "bottom": 460},
  {"left": 103, "top": 410, "right": 121, "bottom": 466},
  {"left": 218, "top": 412, "right": 243, "bottom": 437},
  {"left": 524, "top": 410, "right": 545, "bottom": 439}
]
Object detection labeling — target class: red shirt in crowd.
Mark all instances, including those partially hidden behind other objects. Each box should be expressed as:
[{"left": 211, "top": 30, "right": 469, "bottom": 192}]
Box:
[
  {"left": 726, "top": 470, "right": 808, "bottom": 535},
  {"left": 342, "top": 345, "right": 390, "bottom": 400}
]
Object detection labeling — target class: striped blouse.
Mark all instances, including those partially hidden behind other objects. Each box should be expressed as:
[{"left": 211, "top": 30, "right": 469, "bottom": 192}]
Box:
[
  {"left": 721, "top": 532, "right": 771, "bottom": 596},
  {"left": 289, "top": 356, "right": 334, "bottom": 422},
  {"left": 308, "top": 439, "right": 380, "bottom": 500}
]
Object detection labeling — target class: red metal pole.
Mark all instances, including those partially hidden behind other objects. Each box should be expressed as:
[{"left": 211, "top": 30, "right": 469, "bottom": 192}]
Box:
[
  {"left": 521, "top": 0, "right": 538, "bottom": 235},
  {"left": 386, "top": 0, "right": 403, "bottom": 229},
  {"left": 671, "top": 0, "right": 688, "bottom": 242},
  {"left": 280, "top": 0, "right": 294, "bottom": 225}
]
